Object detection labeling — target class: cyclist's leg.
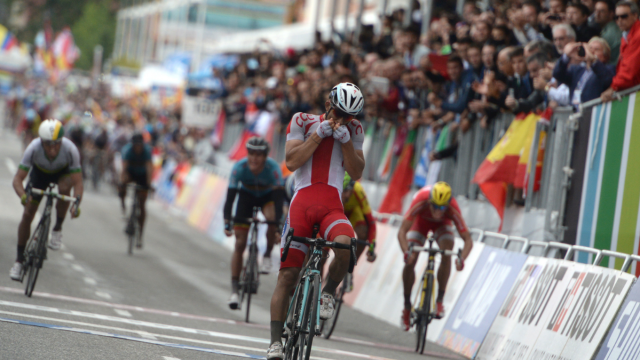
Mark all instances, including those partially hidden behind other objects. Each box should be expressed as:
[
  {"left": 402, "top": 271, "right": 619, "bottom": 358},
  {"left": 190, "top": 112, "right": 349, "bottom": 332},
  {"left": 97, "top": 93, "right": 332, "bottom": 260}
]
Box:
[
  {"left": 137, "top": 189, "right": 148, "bottom": 237},
  {"left": 403, "top": 232, "right": 423, "bottom": 309},
  {"left": 53, "top": 173, "right": 72, "bottom": 232},
  {"left": 230, "top": 190, "right": 255, "bottom": 294},
  {"left": 320, "top": 211, "right": 355, "bottom": 296},
  {"left": 118, "top": 171, "right": 131, "bottom": 214},
  {"left": 17, "top": 200, "right": 39, "bottom": 262},
  {"left": 435, "top": 226, "right": 455, "bottom": 303},
  {"left": 349, "top": 207, "right": 369, "bottom": 259},
  {"left": 261, "top": 200, "right": 278, "bottom": 259}
]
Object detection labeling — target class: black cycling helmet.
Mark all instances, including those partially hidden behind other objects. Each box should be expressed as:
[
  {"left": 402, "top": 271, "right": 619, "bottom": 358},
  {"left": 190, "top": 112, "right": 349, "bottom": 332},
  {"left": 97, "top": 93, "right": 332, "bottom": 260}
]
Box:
[
  {"left": 131, "top": 132, "right": 144, "bottom": 144},
  {"left": 246, "top": 136, "right": 270, "bottom": 155}
]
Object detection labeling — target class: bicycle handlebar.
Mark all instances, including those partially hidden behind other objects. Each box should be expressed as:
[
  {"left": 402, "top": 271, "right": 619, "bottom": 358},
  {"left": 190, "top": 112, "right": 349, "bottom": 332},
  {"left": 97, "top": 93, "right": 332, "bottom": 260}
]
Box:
[
  {"left": 30, "top": 188, "right": 77, "bottom": 202},
  {"left": 231, "top": 217, "right": 281, "bottom": 226},
  {"left": 409, "top": 245, "right": 461, "bottom": 259},
  {"left": 281, "top": 228, "right": 358, "bottom": 274}
]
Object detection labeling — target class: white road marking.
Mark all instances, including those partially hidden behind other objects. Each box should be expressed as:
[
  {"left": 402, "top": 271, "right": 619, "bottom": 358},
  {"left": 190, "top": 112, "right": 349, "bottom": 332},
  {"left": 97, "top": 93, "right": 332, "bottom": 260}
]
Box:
[
  {"left": 138, "top": 331, "right": 157, "bottom": 340},
  {"left": 71, "top": 264, "right": 84, "bottom": 272},
  {"left": 83, "top": 277, "right": 97, "bottom": 285},
  {"left": 63, "top": 253, "right": 75, "bottom": 260},
  {"left": 163, "top": 357, "right": 181, "bottom": 360},
  {"left": 0, "top": 300, "right": 397, "bottom": 360},
  {"left": 5, "top": 158, "right": 16, "bottom": 175},
  {"left": 114, "top": 309, "right": 132, "bottom": 317},
  {"left": 95, "top": 291, "right": 112, "bottom": 300}
]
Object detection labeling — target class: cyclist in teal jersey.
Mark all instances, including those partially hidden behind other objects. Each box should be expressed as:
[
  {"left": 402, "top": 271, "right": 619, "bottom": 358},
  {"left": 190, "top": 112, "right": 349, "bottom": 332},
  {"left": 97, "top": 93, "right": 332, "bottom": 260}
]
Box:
[{"left": 223, "top": 137, "right": 284, "bottom": 309}]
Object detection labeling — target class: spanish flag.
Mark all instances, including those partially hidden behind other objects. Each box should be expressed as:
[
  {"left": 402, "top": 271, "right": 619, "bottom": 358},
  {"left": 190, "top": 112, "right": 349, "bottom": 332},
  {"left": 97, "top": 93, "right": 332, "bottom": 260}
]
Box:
[{"left": 472, "top": 111, "right": 545, "bottom": 230}]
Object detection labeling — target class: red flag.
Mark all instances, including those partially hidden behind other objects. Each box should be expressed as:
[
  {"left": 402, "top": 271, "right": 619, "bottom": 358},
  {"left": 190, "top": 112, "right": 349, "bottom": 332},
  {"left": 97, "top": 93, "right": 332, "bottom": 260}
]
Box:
[
  {"left": 228, "top": 130, "right": 257, "bottom": 161},
  {"left": 479, "top": 182, "right": 508, "bottom": 231},
  {"left": 379, "top": 141, "right": 415, "bottom": 214}
]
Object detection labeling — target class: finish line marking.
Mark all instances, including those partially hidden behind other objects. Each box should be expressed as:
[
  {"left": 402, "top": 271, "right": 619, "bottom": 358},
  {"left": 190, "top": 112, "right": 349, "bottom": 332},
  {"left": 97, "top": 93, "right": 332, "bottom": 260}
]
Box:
[{"left": 0, "top": 300, "right": 397, "bottom": 360}]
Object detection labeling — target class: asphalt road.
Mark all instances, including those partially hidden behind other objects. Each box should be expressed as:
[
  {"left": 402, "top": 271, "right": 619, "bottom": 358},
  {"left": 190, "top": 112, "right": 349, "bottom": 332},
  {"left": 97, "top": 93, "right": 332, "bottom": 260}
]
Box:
[{"left": 0, "top": 130, "right": 464, "bottom": 360}]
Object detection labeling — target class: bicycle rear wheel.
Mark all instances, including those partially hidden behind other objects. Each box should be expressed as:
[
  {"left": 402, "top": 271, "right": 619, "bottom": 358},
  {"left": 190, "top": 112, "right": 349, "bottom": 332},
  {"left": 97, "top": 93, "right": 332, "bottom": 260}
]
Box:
[
  {"left": 298, "top": 275, "right": 320, "bottom": 360},
  {"left": 284, "top": 284, "right": 304, "bottom": 360},
  {"left": 127, "top": 198, "right": 138, "bottom": 255},
  {"left": 321, "top": 282, "right": 345, "bottom": 339}
]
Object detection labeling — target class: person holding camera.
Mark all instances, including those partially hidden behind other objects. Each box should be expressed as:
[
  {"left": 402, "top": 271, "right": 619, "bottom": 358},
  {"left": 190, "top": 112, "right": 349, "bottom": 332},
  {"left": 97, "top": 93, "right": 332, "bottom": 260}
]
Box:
[{"left": 553, "top": 38, "right": 615, "bottom": 106}]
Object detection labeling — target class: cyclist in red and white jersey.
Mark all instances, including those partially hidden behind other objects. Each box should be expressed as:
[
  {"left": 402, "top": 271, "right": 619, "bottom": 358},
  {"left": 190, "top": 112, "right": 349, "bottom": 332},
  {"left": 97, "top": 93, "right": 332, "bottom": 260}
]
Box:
[
  {"left": 267, "top": 83, "right": 365, "bottom": 359},
  {"left": 397, "top": 182, "right": 473, "bottom": 331}
]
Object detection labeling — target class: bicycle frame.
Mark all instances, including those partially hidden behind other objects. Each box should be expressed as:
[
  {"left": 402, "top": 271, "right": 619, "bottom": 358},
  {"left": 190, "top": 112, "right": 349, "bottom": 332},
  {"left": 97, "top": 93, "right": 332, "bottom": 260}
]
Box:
[{"left": 286, "top": 246, "right": 323, "bottom": 337}]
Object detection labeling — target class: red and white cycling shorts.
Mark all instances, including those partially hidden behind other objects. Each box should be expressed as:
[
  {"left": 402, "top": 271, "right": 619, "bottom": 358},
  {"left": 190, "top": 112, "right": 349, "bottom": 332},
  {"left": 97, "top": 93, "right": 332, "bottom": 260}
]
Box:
[
  {"left": 407, "top": 218, "right": 455, "bottom": 245},
  {"left": 280, "top": 183, "right": 355, "bottom": 269}
]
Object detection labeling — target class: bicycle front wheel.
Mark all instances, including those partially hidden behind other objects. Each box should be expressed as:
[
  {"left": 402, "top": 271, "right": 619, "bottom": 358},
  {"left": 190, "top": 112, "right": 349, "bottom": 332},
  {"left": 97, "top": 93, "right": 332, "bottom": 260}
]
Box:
[
  {"left": 25, "top": 257, "right": 40, "bottom": 297},
  {"left": 321, "top": 281, "right": 345, "bottom": 339},
  {"left": 298, "top": 274, "right": 320, "bottom": 360},
  {"left": 415, "top": 273, "right": 434, "bottom": 354},
  {"left": 244, "top": 243, "right": 258, "bottom": 323}
]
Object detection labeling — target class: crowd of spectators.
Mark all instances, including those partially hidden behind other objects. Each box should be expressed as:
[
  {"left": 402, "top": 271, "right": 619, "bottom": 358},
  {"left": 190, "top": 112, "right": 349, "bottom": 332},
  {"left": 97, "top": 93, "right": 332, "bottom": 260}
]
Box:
[{"left": 200, "top": 0, "right": 640, "bottom": 166}]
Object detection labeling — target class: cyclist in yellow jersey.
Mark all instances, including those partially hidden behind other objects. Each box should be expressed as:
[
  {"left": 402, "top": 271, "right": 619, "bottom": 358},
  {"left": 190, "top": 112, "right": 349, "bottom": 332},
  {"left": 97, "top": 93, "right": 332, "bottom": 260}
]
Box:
[{"left": 342, "top": 174, "right": 377, "bottom": 262}]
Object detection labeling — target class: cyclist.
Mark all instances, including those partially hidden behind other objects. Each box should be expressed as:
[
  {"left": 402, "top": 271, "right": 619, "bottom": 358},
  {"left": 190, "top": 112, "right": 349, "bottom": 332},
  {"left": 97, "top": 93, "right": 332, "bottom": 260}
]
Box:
[
  {"left": 18, "top": 108, "right": 41, "bottom": 149},
  {"left": 267, "top": 82, "right": 365, "bottom": 359},
  {"left": 342, "top": 174, "right": 377, "bottom": 263},
  {"left": 10, "top": 119, "right": 83, "bottom": 280},
  {"left": 118, "top": 132, "right": 152, "bottom": 249},
  {"left": 224, "top": 137, "right": 283, "bottom": 310},
  {"left": 397, "top": 182, "right": 473, "bottom": 331}
]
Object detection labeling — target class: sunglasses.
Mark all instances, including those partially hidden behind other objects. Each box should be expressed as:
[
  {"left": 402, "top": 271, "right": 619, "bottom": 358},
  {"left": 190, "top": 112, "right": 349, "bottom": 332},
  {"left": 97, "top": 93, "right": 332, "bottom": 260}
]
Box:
[
  {"left": 614, "top": 13, "right": 630, "bottom": 20},
  {"left": 42, "top": 140, "right": 62, "bottom": 147},
  {"left": 430, "top": 203, "right": 448, "bottom": 211}
]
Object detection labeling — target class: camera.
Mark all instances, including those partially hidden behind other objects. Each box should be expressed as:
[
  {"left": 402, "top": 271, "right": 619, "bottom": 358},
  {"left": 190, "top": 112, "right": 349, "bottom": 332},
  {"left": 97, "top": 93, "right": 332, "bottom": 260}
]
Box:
[{"left": 578, "top": 46, "right": 586, "bottom": 57}]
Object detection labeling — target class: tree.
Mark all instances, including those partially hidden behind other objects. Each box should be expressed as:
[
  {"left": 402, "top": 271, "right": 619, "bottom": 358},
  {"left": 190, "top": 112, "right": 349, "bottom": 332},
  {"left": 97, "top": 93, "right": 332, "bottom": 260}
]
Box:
[{"left": 71, "top": 0, "right": 116, "bottom": 70}]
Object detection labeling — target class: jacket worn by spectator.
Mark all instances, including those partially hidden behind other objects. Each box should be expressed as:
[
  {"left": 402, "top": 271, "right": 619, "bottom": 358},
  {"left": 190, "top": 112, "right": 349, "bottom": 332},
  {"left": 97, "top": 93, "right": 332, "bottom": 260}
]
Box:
[
  {"left": 512, "top": 89, "right": 547, "bottom": 114},
  {"left": 553, "top": 54, "right": 615, "bottom": 104},
  {"left": 574, "top": 23, "right": 601, "bottom": 43},
  {"left": 440, "top": 78, "right": 474, "bottom": 114},
  {"left": 601, "top": 21, "right": 622, "bottom": 65},
  {"left": 611, "top": 20, "right": 640, "bottom": 91}
]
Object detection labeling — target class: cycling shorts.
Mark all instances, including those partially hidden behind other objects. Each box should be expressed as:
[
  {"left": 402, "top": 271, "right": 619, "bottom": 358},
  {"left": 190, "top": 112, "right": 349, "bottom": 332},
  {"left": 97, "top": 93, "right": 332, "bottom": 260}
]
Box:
[
  {"left": 125, "top": 169, "right": 149, "bottom": 188},
  {"left": 280, "top": 183, "right": 355, "bottom": 269},
  {"left": 407, "top": 219, "right": 455, "bottom": 245},
  {"left": 234, "top": 189, "right": 283, "bottom": 228},
  {"left": 28, "top": 166, "right": 70, "bottom": 202}
]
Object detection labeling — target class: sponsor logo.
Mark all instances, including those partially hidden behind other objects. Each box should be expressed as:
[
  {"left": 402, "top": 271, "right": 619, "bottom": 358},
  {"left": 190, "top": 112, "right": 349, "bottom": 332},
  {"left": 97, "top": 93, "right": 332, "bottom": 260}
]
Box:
[{"left": 598, "top": 291, "right": 640, "bottom": 360}]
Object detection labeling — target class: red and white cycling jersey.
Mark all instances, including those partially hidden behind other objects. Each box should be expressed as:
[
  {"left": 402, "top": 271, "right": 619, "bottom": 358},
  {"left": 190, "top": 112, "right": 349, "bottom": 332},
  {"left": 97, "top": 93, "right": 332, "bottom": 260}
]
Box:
[
  {"left": 404, "top": 186, "right": 469, "bottom": 235},
  {"left": 286, "top": 112, "right": 364, "bottom": 195}
]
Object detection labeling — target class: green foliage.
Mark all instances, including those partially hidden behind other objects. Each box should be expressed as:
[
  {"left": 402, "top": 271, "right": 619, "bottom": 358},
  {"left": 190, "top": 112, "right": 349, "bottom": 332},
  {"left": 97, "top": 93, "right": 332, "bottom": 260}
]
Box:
[
  {"left": 71, "top": 0, "right": 116, "bottom": 70},
  {"left": 110, "top": 57, "right": 141, "bottom": 70}
]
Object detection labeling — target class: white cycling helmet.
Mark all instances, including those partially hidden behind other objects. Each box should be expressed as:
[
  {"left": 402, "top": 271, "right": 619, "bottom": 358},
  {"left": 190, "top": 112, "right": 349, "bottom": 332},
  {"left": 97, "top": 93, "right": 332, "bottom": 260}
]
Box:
[
  {"left": 39, "top": 119, "right": 65, "bottom": 142},
  {"left": 330, "top": 82, "right": 364, "bottom": 116}
]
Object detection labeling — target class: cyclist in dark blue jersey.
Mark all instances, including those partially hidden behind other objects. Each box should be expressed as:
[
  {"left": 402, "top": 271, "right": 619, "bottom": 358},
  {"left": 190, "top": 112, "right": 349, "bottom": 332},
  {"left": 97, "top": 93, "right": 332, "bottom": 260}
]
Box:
[
  {"left": 119, "top": 132, "right": 153, "bottom": 248},
  {"left": 224, "top": 136, "right": 284, "bottom": 309}
]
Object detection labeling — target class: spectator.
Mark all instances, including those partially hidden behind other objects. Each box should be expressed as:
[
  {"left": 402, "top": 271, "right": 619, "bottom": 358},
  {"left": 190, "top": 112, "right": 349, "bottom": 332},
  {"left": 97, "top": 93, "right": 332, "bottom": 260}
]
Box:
[
  {"left": 497, "top": 47, "right": 516, "bottom": 85},
  {"left": 471, "top": 20, "right": 492, "bottom": 43},
  {"left": 595, "top": 0, "right": 622, "bottom": 64},
  {"left": 522, "top": 2, "right": 547, "bottom": 42},
  {"left": 403, "top": 27, "right": 431, "bottom": 69},
  {"left": 553, "top": 23, "right": 578, "bottom": 55},
  {"left": 525, "top": 39, "right": 558, "bottom": 59},
  {"left": 553, "top": 38, "right": 615, "bottom": 105},
  {"left": 454, "top": 37, "right": 473, "bottom": 69},
  {"left": 505, "top": 52, "right": 550, "bottom": 113},
  {"left": 466, "top": 43, "right": 485, "bottom": 82},
  {"left": 541, "top": 0, "right": 568, "bottom": 39},
  {"left": 567, "top": 2, "right": 601, "bottom": 42},
  {"left": 602, "top": 1, "right": 640, "bottom": 102},
  {"left": 511, "top": 47, "right": 533, "bottom": 99},
  {"left": 581, "top": 0, "right": 599, "bottom": 28},
  {"left": 482, "top": 43, "right": 497, "bottom": 70},
  {"left": 431, "top": 56, "right": 474, "bottom": 116},
  {"left": 491, "top": 24, "right": 514, "bottom": 48}
]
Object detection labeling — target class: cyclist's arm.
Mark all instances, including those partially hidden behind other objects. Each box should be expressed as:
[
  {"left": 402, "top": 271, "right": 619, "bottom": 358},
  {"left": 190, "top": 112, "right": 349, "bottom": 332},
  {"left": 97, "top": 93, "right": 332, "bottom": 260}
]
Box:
[
  {"left": 120, "top": 160, "right": 129, "bottom": 184},
  {"left": 285, "top": 136, "right": 322, "bottom": 172},
  {"left": 12, "top": 168, "right": 29, "bottom": 198},
  {"left": 459, "top": 230, "right": 473, "bottom": 261},
  {"left": 342, "top": 142, "right": 365, "bottom": 180},
  {"left": 223, "top": 188, "right": 237, "bottom": 222},
  {"left": 69, "top": 172, "right": 84, "bottom": 202},
  {"left": 397, "top": 218, "right": 414, "bottom": 254},
  {"left": 145, "top": 161, "right": 153, "bottom": 187}
]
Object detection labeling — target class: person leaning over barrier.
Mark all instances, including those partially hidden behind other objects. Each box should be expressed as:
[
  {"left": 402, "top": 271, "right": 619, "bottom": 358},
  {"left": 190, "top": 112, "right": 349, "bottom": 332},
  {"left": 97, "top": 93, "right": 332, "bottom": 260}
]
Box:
[{"left": 601, "top": 1, "right": 640, "bottom": 102}]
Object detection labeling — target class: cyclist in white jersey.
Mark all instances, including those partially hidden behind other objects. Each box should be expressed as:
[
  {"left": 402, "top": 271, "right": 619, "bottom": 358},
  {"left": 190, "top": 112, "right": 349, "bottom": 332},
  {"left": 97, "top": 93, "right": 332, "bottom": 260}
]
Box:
[{"left": 9, "top": 119, "right": 83, "bottom": 281}]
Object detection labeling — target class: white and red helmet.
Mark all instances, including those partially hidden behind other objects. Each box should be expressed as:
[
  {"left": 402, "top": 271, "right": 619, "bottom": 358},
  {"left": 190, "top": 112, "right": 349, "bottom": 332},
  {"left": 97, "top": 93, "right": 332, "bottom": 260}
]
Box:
[{"left": 330, "top": 82, "right": 364, "bottom": 116}]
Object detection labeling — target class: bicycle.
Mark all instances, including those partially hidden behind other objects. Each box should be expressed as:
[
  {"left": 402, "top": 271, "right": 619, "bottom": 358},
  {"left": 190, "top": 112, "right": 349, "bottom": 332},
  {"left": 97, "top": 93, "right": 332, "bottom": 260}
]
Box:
[
  {"left": 320, "top": 239, "right": 375, "bottom": 339},
  {"left": 280, "top": 228, "right": 357, "bottom": 360},
  {"left": 232, "top": 206, "right": 280, "bottom": 323},
  {"left": 408, "top": 237, "right": 462, "bottom": 354},
  {"left": 23, "top": 184, "right": 78, "bottom": 297},
  {"left": 124, "top": 184, "right": 147, "bottom": 255}
]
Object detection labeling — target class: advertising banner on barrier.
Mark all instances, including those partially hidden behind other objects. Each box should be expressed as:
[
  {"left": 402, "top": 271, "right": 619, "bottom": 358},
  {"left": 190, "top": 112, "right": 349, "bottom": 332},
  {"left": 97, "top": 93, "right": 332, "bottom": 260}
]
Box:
[
  {"left": 437, "top": 246, "right": 528, "bottom": 358},
  {"left": 476, "top": 257, "right": 573, "bottom": 360},
  {"left": 181, "top": 95, "right": 222, "bottom": 128},
  {"left": 595, "top": 278, "right": 640, "bottom": 360},
  {"left": 524, "top": 264, "right": 633, "bottom": 360}
]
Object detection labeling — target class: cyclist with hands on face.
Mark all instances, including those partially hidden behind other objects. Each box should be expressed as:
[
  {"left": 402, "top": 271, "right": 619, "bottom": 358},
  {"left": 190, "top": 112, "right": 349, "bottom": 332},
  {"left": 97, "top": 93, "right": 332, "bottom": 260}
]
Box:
[
  {"left": 223, "top": 136, "right": 283, "bottom": 310},
  {"left": 267, "top": 83, "right": 365, "bottom": 359},
  {"left": 397, "top": 182, "right": 473, "bottom": 331},
  {"left": 10, "top": 119, "right": 83, "bottom": 281}
]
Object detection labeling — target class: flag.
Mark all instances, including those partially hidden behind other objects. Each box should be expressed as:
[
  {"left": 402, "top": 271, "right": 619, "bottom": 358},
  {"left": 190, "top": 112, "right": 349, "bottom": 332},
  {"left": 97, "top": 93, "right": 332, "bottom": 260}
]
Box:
[
  {"left": 377, "top": 125, "right": 396, "bottom": 180},
  {"left": 472, "top": 112, "right": 541, "bottom": 231},
  {"left": 379, "top": 130, "right": 417, "bottom": 214},
  {"left": 523, "top": 108, "right": 552, "bottom": 196},
  {"left": 228, "top": 130, "right": 258, "bottom": 161},
  {"left": 210, "top": 108, "right": 226, "bottom": 149},
  {"left": 414, "top": 126, "right": 436, "bottom": 187},
  {"left": 362, "top": 125, "right": 375, "bottom": 160},
  {"left": 52, "top": 28, "right": 80, "bottom": 71}
]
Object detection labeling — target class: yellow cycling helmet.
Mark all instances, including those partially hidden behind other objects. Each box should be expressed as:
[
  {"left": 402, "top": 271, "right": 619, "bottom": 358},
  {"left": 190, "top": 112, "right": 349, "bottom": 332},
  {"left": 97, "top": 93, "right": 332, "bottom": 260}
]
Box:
[{"left": 430, "top": 182, "right": 452, "bottom": 207}]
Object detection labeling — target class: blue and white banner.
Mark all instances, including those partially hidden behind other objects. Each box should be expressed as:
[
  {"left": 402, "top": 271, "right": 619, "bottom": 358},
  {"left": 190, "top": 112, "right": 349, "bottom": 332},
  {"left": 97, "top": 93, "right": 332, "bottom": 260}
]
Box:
[
  {"left": 437, "top": 246, "right": 528, "bottom": 358},
  {"left": 594, "top": 278, "right": 640, "bottom": 360}
]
